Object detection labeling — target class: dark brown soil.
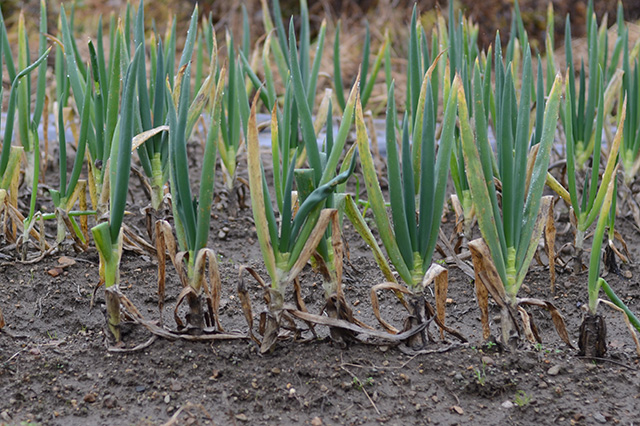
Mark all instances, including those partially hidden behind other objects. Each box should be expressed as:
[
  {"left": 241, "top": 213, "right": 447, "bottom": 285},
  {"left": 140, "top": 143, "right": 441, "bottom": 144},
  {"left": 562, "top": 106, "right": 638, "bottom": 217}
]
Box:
[{"left": 2, "top": 138, "right": 640, "bottom": 426}]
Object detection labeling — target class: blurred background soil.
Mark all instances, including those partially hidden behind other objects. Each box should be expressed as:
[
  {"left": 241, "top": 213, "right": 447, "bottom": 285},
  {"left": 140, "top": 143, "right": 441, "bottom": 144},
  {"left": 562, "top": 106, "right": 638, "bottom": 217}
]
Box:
[{"left": 3, "top": 0, "right": 640, "bottom": 49}]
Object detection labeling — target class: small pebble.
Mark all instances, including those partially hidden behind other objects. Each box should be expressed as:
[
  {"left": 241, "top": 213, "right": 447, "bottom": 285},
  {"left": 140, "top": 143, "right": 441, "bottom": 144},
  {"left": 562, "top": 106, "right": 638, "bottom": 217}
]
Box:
[
  {"left": 547, "top": 365, "right": 561, "bottom": 376},
  {"left": 594, "top": 412, "right": 607, "bottom": 424},
  {"left": 481, "top": 356, "right": 494, "bottom": 366},
  {"left": 103, "top": 395, "right": 117, "bottom": 409},
  {"left": 451, "top": 405, "right": 464, "bottom": 415},
  {"left": 502, "top": 401, "right": 514, "bottom": 409},
  {"left": 164, "top": 395, "right": 170, "bottom": 404}
]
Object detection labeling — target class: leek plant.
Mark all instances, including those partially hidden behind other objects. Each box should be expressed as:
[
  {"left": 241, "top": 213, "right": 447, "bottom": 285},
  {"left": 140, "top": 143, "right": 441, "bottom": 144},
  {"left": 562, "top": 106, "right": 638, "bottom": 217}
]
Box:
[
  {"left": 580, "top": 167, "right": 615, "bottom": 357},
  {"left": 58, "top": 4, "right": 120, "bottom": 220},
  {"left": 245, "top": 60, "right": 358, "bottom": 352},
  {"left": 0, "top": 5, "right": 50, "bottom": 243},
  {"left": 131, "top": 0, "right": 171, "bottom": 212},
  {"left": 352, "top": 74, "right": 461, "bottom": 347},
  {"left": 0, "top": 5, "right": 49, "bottom": 192},
  {"left": 460, "top": 52, "right": 572, "bottom": 349},
  {"left": 580, "top": 162, "right": 640, "bottom": 357},
  {"left": 619, "top": 7, "right": 640, "bottom": 184},
  {"left": 245, "top": 103, "right": 355, "bottom": 352},
  {"left": 10, "top": 4, "right": 49, "bottom": 190},
  {"left": 554, "top": 73, "right": 625, "bottom": 273},
  {"left": 134, "top": 3, "right": 212, "bottom": 213},
  {"left": 560, "top": 2, "right": 625, "bottom": 170},
  {"left": 440, "top": 1, "right": 478, "bottom": 239},
  {"left": 241, "top": 9, "right": 359, "bottom": 352},
  {"left": 286, "top": 22, "right": 365, "bottom": 322},
  {"left": 217, "top": 29, "right": 250, "bottom": 212},
  {"left": 157, "top": 62, "right": 226, "bottom": 333},
  {"left": 91, "top": 46, "right": 143, "bottom": 343},
  {"left": 38, "top": 68, "right": 93, "bottom": 252}
]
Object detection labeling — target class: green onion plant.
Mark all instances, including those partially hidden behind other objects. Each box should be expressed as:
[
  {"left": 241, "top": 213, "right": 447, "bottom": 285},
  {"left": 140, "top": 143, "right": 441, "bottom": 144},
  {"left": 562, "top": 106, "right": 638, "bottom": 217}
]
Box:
[
  {"left": 619, "top": 3, "right": 640, "bottom": 184},
  {"left": 245, "top": 59, "right": 358, "bottom": 352},
  {"left": 580, "top": 159, "right": 640, "bottom": 357},
  {"left": 217, "top": 28, "right": 250, "bottom": 212},
  {"left": 558, "top": 73, "right": 625, "bottom": 273},
  {"left": 0, "top": 5, "right": 50, "bottom": 191},
  {"left": 460, "top": 49, "right": 572, "bottom": 348},
  {"left": 0, "top": 4, "right": 50, "bottom": 244},
  {"left": 91, "top": 46, "right": 143, "bottom": 343},
  {"left": 559, "top": 1, "right": 625, "bottom": 170},
  {"left": 351, "top": 74, "right": 460, "bottom": 346},
  {"left": 158, "top": 62, "right": 225, "bottom": 333},
  {"left": 45, "top": 64, "right": 94, "bottom": 251}
]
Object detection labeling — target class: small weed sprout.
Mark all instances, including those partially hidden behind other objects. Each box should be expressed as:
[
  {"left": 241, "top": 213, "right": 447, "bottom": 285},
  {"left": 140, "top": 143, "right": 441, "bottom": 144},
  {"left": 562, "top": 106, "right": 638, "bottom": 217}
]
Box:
[
  {"left": 514, "top": 390, "right": 532, "bottom": 407},
  {"left": 353, "top": 376, "right": 374, "bottom": 391},
  {"left": 474, "top": 362, "right": 487, "bottom": 386}
]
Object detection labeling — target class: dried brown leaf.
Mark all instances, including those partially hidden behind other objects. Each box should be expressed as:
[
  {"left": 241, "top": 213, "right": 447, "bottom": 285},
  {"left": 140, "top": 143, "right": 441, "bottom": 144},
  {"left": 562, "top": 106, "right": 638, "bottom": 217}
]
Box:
[
  {"left": 518, "top": 298, "right": 575, "bottom": 348},
  {"left": 193, "top": 249, "right": 222, "bottom": 331},
  {"left": 517, "top": 306, "right": 541, "bottom": 344},
  {"left": 237, "top": 266, "right": 264, "bottom": 345},
  {"left": 173, "top": 286, "right": 197, "bottom": 330},
  {"left": 293, "top": 277, "right": 317, "bottom": 338},
  {"left": 155, "top": 220, "right": 179, "bottom": 319},
  {"left": 450, "top": 194, "right": 464, "bottom": 236},
  {"left": 421, "top": 263, "right": 448, "bottom": 339},
  {"left": 286, "top": 306, "right": 427, "bottom": 342},
  {"left": 545, "top": 200, "right": 557, "bottom": 293},
  {"left": 131, "top": 125, "right": 170, "bottom": 151},
  {"left": 370, "top": 282, "right": 412, "bottom": 334},
  {"left": 468, "top": 238, "right": 508, "bottom": 306},
  {"left": 117, "top": 292, "right": 246, "bottom": 343}
]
